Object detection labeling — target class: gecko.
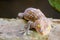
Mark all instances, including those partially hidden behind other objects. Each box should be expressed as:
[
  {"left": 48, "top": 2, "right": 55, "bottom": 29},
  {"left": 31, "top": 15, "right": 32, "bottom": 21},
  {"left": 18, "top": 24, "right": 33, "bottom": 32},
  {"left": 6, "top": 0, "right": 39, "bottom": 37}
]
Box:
[{"left": 18, "top": 8, "right": 52, "bottom": 35}]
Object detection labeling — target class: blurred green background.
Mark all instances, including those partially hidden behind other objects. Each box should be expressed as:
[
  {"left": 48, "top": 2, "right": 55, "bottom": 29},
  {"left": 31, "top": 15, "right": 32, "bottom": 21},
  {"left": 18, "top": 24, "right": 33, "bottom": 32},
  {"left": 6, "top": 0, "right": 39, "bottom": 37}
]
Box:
[
  {"left": 48, "top": 0, "right": 60, "bottom": 12},
  {"left": 0, "top": 0, "right": 60, "bottom": 18}
]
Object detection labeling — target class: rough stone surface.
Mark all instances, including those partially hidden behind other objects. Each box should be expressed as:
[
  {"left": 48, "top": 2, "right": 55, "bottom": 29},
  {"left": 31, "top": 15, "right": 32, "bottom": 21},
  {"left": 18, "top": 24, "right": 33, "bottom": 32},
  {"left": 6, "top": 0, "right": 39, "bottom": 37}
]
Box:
[
  {"left": 0, "top": 18, "right": 60, "bottom": 40},
  {"left": 0, "top": 18, "right": 48, "bottom": 40}
]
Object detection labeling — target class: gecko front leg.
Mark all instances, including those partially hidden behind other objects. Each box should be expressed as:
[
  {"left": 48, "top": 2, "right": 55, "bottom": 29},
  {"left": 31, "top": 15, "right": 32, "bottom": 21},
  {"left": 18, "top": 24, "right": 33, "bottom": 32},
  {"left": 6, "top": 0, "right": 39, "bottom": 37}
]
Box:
[{"left": 24, "top": 21, "right": 33, "bottom": 35}]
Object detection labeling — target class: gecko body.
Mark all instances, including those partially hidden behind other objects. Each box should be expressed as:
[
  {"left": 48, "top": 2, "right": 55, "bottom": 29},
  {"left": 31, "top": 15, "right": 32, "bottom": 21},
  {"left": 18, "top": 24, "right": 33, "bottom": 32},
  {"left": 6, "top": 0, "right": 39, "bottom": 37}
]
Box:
[{"left": 18, "top": 8, "right": 52, "bottom": 35}]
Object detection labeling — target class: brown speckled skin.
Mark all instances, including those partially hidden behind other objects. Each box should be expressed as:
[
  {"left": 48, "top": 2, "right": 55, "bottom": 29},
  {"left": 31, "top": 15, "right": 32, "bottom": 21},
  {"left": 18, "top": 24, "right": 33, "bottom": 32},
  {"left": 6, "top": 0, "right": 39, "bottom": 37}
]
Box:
[{"left": 24, "top": 8, "right": 45, "bottom": 22}]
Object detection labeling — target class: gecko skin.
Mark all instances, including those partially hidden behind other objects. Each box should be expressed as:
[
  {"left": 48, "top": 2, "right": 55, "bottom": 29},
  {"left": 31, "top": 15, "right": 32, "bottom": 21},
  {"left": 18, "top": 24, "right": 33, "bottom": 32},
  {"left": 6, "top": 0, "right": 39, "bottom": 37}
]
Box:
[{"left": 18, "top": 8, "right": 52, "bottom": 35}]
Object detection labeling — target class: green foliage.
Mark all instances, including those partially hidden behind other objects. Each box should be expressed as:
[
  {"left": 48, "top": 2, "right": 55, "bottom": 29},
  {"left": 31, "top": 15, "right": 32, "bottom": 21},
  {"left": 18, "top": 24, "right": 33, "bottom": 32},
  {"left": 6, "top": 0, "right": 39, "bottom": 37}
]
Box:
[{"left": 48, "top": 0, "right": 60, "bottom": 12}]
